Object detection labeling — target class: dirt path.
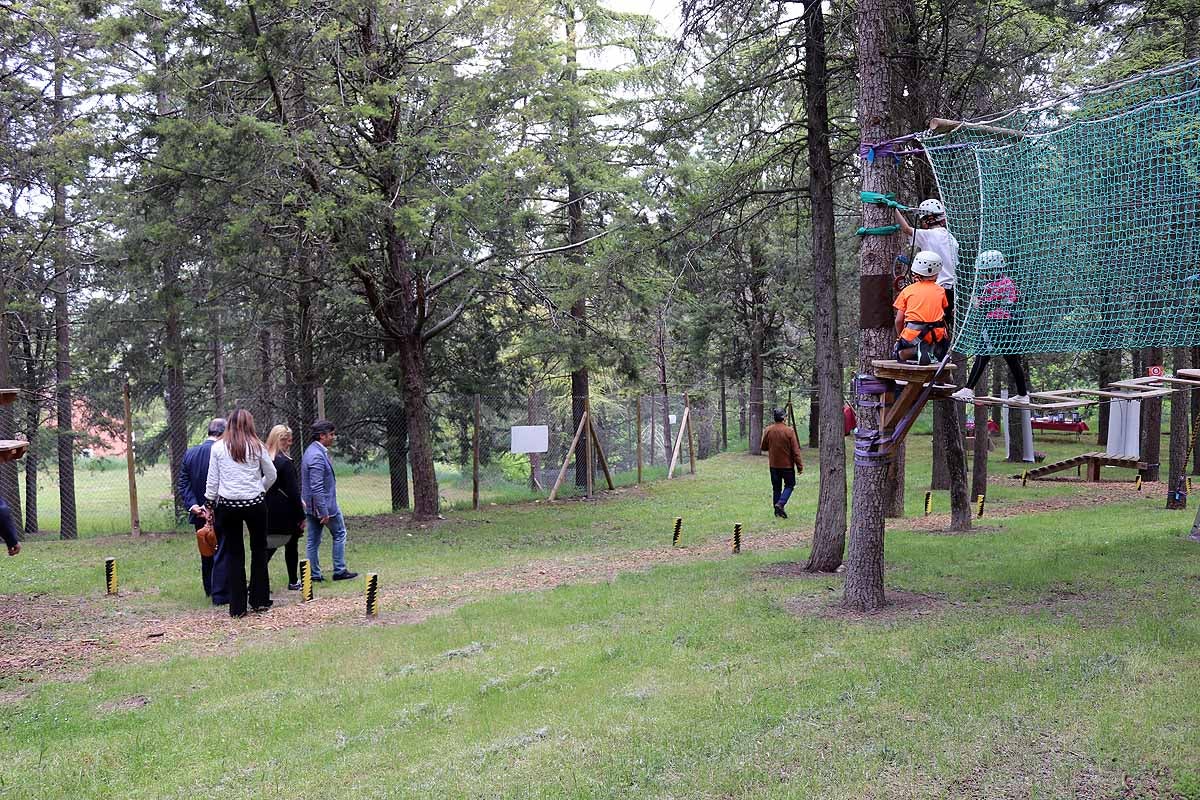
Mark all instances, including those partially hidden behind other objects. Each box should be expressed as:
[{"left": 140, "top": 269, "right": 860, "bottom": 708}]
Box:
[
  {"left": 0, "top": 480, "right": 1155, "bottom": 687},
  {"left": 1, "top": 526, "right": 815, "bottom": 685}
]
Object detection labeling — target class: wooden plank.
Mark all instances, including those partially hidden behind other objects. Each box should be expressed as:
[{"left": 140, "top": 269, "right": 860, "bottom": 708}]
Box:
[
  {"left": 973, "top": 395, "right": 1096, "bottom": 410},
  {"left": 588, "top": 416, "right": 616, "bottom": 491},
  {"left": 881, "top": 382, "right": 930, "bottom": 430},
  {"left": 0, "top": 389, "right": 18, "bottom": 405},
  {"left": 1076, "top": 387, "right": 1174, "bottom": 400},
  {"left": 549, "top": 412, "right": 588, "bottom": 501},
  {"left": 870, "top": 359, "right": 955, "bottom": 384},
  {"left": 667, "top": 407, "right": 690, "bottom": 479}
]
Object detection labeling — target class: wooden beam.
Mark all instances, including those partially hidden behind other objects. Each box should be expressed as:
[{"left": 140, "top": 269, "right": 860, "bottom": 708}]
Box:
[
  {"left": 667, "top": 407, "right": 690, "bottom": 479},
  {"left": 635, "top": 397, "right": 643, "bottom": 484},
  {"left": 870, "top": 359, "right": 954, "bottom": 384},
  {"left": 588, "top": 416, "right": 615, "bottom": 491},
  {"left": 549, "top": 412, "right": 588, "bottom": 501},
  {"left": 926, "top": 116, "right": 1025, "bottom": 139},
  {"left": 685, "top": 393, "right": 696, "bottom": 475}
]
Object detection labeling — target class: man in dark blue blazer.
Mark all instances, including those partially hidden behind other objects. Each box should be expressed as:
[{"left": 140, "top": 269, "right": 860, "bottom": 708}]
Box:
[
  {"left": 178, "top": 418, "right": 226, "bottom": 600},
  {"left": 301, "top": 419, "right": 357, "bottom": 582}
]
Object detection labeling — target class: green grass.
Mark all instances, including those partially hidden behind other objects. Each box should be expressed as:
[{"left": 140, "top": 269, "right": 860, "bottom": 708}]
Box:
[{"left": 3, "top": 428, "right": 1199, "bottom": 798}]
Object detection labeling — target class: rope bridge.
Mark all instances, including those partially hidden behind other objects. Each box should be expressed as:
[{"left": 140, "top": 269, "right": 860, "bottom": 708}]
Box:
[{"left": 918, "top": 60, "right": 1200, "bottom": 357}]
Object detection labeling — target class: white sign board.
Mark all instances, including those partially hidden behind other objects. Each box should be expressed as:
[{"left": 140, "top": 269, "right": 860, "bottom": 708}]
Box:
[
  {"left": 510, "top": 425, "right": 549, "bottom": 454},
  {"left": 668, "top": 414, "right": 677, "bottom": 425}
]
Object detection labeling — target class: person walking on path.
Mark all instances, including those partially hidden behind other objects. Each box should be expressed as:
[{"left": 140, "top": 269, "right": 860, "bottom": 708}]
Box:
[
  {"left": 263, "top": 425, "right": 306, "bottom": 591},
  {"left": 204, "top": 409, "right": 277, "bottom": 617},
  {"left": 301, "top": 419, "right": 358, "bottom": 583},
  {"left": 760, "top": 408, "right": 804, "bottom": 519},
  {"left": 179, "top": 418, "right": 226, "bottom": 600}
]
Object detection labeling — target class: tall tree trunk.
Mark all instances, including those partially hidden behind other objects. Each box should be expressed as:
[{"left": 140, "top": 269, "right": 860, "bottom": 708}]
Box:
[
  {"left": 256, "top": 327, "right": 273, "bottom": 424},
  {"left": 657, "top": 315, "right": 673, "bottom": 464},
  {"left": 383, "top": 342, "right": 410, "bottom": 511},
  {"left": 212, "top": 307, "right": 226, "bottom": 416},
  {"left": 844, "top": 0, "right": 896, "bottom": 612},
  {"left": 944, "top": 403, "right": 972, "bottom": 530},
  {"left": 748, "top": 326, "right": 764, "bottom": 455},
  {"left": 1097, "top": 349, "right": 1117, "bottom": 446},
  {"left": 0, "top": 297, "right": 21, "bottom": 529},
  {"left": 399, "top": 333, "right": 438, "bottom": 519},
  {"left": 648, "top": 394, "right": 656, "bottom": 466},
  {"left": 1192, "top": 347, "right": 1200, "bottom": 476},
  {"left": 1168, "top": 347, "right": 1189, "bottom": 508},
  {"left": 989, "top": 359, "right": 1002, "bottom": 427},
  {"left": 803, "top": 2, "right": 846, "bottom": 573},
  {"left": 1142, "top": 346, "right": 1163, "bottom": 481},
  {"left": 718, "top": 364, "right": 727, "bottom": 451},
  {"left": 808, "top": 365, "right": 820, "bottom": 450},
  {"left": 52, "top": 34, "right": 76, "bottom": 540},
  {"left": 563, "top": 5, "right": 590, "bottom": 492},
  {"left": 20, "top": 333, "right": 38, "bottom": 534},
  {"left": 738, "top": 384, "right": 746, "bottom": 440},
  {"left": 971, "top": 401, "right": 989, "bottom": 502},
  {"left": 885, "top": 443, "right": 906, "bottom": 518},
  {"left": 529, "top": 389, "right": 542, "bottom": 491}
]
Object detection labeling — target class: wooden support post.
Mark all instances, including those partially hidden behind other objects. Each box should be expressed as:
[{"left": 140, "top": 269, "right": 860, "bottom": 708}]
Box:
[
  {"left": 589, "top": 415, "right": 615, "bottom": 490},
  {"left": 636, "top": 397, "right": 643, "bottom": 484},
  {"left": 123, "top": 379, "right": 141, "bottom": 537},
  {"left": 667, "top": 406, "right": 690, "bottom": 479},
  {"left": 316, "top": 385, "right": 326, "bottom": 419},
  {"left": 584, "top": 397, "right": 594, "bottom": 498},
  {"left": 472, "top": 395, "right": 480, "bottom": 511},
  {"left": 685, "top": 393, "right": 696, "bottom": 475},
  {"left": 549, "top": 412, "right": 588, "bottom": 501}
]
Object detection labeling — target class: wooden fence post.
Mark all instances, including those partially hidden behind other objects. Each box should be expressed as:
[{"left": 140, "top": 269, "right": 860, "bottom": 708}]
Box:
[
  {"left": 472, "top": 394, "right": 480, "bottom": 510},
  {"left": 123, "top": 379, "right": 141, "bottom": 537}
]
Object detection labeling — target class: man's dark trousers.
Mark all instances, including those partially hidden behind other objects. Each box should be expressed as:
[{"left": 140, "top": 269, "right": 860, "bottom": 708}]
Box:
[{"left": 770, "top": 466, "right": 796, "bottom": 508}]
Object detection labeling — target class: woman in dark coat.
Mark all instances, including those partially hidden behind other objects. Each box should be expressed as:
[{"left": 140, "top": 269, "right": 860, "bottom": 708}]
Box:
[{"left": 264, "top": 425, "right": 306, "bottom": 590}]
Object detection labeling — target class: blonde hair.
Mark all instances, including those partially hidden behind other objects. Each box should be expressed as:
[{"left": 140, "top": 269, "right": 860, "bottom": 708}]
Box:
[{"left": 265, "top": 424, "right": 293, "bottom": 459}]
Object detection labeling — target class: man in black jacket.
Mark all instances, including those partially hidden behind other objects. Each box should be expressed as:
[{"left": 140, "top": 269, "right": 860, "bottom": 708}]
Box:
[{"left": 179, "top": 418, "right": 226, "bottom": 600}]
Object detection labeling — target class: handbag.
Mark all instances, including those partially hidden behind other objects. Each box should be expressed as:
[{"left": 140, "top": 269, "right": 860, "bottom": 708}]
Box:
[{"left": 196, "top": 518, "right": 217, "bottom": 558}]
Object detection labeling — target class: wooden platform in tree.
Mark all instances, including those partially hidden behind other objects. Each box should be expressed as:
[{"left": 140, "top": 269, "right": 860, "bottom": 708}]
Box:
[
  {"left": 1018, "top": 451, "right": 1146, "bottom": 482},
  {"left": 0, "top": 389, "right": 18, "bottom": 405},
  {"left": 870, "top": 360, "right": 955, "bottom": 383}
]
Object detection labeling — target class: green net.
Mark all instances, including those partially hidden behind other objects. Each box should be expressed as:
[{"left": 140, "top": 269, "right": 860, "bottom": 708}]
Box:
[{"left": 918, "top": 60, "right": 1200, "bottom": 356}]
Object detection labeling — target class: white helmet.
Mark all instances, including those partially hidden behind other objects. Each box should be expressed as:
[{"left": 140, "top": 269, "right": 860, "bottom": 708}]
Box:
[
  {"left": 916, "top": 199, "right": 946, "bottom": 219},
  {"left": 975, "top": 249, "right": 1005, "bottom": 273},
  {"left": 911, "top": 250, "right": 943, "bottom": 277}
]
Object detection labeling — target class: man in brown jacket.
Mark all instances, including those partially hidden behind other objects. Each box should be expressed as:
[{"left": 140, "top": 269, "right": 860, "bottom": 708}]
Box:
[{"left": 760, "top": 408, "right": 804, "bottom": 519}]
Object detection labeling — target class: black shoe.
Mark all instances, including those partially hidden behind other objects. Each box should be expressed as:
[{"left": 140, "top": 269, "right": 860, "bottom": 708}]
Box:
[
  {"left": 287, "top": 582, "right": 301, "bottom": 591},
  {"left": 332, "top": 570, "right": 358, "bottom": 581},
  {"left": 775, "top": 504, "right": 788, "bottom": 519},
  {"left": 310, "top": 575, "right": 325, "bottom": 582},
  {"left": 251, "top": 601, "right": 273, "bottom": 613}
]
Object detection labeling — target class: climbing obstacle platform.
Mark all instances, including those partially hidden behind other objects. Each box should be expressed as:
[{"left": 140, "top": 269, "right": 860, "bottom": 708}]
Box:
[
  {"left": 855, "top": 360, "right": 957, "bottom": 463},
  {"left": 1018, "top": 451, "right": 1147, "bottom": 483}
]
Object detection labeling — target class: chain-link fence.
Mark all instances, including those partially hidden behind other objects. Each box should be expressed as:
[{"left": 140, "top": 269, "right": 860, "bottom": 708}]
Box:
[{"left": 6, "top": 380, "right": 813, "bottom": 536}]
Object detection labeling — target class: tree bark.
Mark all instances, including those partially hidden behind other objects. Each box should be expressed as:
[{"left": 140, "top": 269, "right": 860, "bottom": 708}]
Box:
[
  {"left": 399, "top": 332, "right": 439, "bottom": 518},
  {"left": 657, "top": 314, "right": 673, "bottom": 464},
  {"left": 1167, "top": 347, "right": 1189, "bottom": 507},
  {"left": 844, "top": 0, "right": 896, "bottom": 612},
  {"left": 944, "top": 402, "right": 971, "bottom": 530},
  {"left": 808, "top": 364, "right": 820, "bottom": 450},
  {"left": 971, "top": 401, "right": 989, "bottom": 502},
  {"left": 386, "top": 403, "right": 410, "bottom": 511},
  {"left": 719, "top": 364, "right": 727, "bottom": 451},
  {"left": 748, "top": 326, "right": 764, "bottom": 455},
  {"left": 1193, "top": 347, "right": 1200, "bottom": 475},
  {"left": 803, "top": 1, "right": 846, "bottom": 573},
  {"left": 20, "top": 332, "right": 38, "bottom": 534},
  {"left": 0, "top": 297, "right": 21, "bottom": 529},
  {"left": 1142, "top": 346, "right": 1163, "bottom": 481},
  {"left": 1096, "top": 349, "right": 1117, "bottom": 446},
  {"left": 52, "top": 33, "right": 76, "bottom": 540}
]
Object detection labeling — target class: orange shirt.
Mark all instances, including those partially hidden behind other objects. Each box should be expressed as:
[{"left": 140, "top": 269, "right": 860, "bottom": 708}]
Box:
[{"left": 894, "top": 280, "right": 948, "bottom": 324}]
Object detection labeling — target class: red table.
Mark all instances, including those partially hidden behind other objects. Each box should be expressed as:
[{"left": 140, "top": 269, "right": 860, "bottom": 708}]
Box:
[
  {"left": 965, "top": 419, "right": 1000, "bottom": 435},
  {"left": 1031, "top": 419, "right": 1089, "bottom": 434}
]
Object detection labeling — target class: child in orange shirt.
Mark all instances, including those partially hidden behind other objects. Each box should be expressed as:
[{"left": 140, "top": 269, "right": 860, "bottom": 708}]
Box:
[{"left": 893, "top": 250, "right": 949, "bottom": 364}]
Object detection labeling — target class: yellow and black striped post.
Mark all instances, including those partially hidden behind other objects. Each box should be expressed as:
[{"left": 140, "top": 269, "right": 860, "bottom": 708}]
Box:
[
  {"left": 1188, "top": 476, "right": 1193, "bottom": 494},
  {"left": 364, "top": 573, "right": 379, "bottom": 617},
  {"left": 976, "top": 494, "right": 986, "bottom": 518},
  {"left": 1135, "top": 475, "right": 1144, "bottom": 491},
  {"left": 732, "top": 523, "right": 742, "bottom": 554},
  {"left": 672, "top": 517, "right": 682, "bottom": 547},
  {"left": 1021, "top": 470, "right": 1029, "bottom": 487},
  {"left": 105, "top": 557, "right": 117, "bottom": 596},
  {"left": 923, "top": 491, "right": 932, "bottom": 516},
  {"left": 300, "top": 559, "right": 314, "bottom": 602}
]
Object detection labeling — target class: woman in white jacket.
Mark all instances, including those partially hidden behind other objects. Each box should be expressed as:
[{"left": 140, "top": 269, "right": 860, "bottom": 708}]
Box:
[{"left": 204, "top": 408, "right": 277, "bottom": 617}]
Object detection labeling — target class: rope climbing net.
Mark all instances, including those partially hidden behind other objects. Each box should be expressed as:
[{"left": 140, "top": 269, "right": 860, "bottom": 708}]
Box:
[{"left": 918, "top": 60, "right": 1200, "bottom": 357}]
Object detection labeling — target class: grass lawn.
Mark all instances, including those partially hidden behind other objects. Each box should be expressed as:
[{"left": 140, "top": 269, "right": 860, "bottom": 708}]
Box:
[{"left": 2, "top": 425, "right": 1199, "bottom": 798}]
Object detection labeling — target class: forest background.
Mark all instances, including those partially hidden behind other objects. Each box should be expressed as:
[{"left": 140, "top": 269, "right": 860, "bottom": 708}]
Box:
[{"left": 2, "top": 0, "right": 1195, "bottom": 537}]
